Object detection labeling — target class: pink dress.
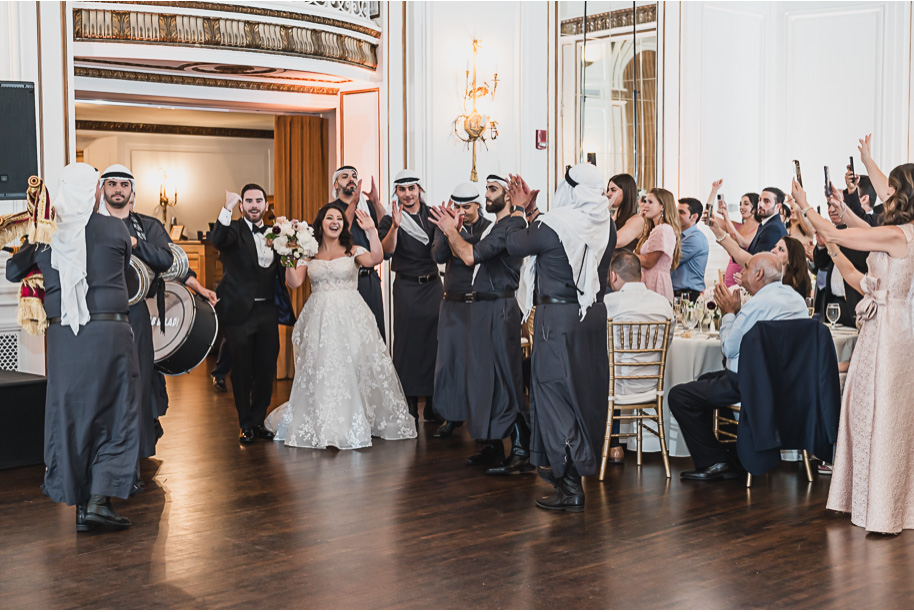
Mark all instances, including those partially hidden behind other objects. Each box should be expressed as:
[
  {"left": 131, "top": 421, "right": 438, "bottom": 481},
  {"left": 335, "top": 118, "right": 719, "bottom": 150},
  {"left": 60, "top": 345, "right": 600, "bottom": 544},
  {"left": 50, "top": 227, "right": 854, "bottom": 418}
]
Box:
[
  {"left": 639, "top": 223, "right": 676, "bottom": 302},
  {"left": 826, "top": 223, "right": 914, "bottom": 533},
  {"left": 724, "top": 222, "right": 757, "bottom": 287}
]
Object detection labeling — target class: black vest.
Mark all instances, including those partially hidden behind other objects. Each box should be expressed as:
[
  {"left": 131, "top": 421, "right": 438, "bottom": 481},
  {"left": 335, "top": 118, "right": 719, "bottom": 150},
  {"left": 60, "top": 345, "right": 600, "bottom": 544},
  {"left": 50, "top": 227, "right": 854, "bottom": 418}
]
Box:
[{"left": 256, "top": 259, "right": 277, "bottom": 300}]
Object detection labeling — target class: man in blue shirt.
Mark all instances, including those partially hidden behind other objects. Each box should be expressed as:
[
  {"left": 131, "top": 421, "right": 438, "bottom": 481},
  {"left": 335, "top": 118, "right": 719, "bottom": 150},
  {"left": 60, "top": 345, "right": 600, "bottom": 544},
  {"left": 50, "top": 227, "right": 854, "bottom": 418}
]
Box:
[
  {"left": 668, "top": 252, "right": 808, "bottom": 481},
  {"left": 672, "top": 198, "right": 709, "bottom": 301}
]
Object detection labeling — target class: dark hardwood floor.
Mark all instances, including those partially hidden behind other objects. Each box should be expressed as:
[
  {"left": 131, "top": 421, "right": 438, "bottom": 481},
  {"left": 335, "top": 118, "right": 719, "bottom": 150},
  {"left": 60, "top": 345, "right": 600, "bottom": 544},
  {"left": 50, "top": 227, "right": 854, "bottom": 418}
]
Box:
[{"left": 1, "top": 359, "right": 912, "bottom": 609}]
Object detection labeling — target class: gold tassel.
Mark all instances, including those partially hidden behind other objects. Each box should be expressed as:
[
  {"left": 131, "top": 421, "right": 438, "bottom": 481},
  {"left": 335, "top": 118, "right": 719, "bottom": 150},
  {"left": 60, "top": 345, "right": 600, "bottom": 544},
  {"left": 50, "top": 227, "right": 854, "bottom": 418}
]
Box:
[{"left": 17, "top": 296, "right": 47, "bottom": 336}]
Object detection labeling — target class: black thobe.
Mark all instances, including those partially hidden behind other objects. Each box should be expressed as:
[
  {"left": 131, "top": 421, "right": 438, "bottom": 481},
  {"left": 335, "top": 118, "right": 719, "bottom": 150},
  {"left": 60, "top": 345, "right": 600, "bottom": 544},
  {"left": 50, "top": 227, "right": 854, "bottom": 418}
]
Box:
[
  {"left": 120, "top": 212, "right": 174, "bottom": 458},
  {"left": 432, "top": 216, "right": 491, "bottom": 421},
  {"left": 505, "top": 220, "right": 616, "bottom": 477},
  {"left": 465, "top": 215, "right": 528, "bottom": 440},
  {"left": 378, "top": 203, "right": 442, "bottom": 397},
  {"left": 5, "top": 214, "right": 141, "bottom": 505},
  {"left": 332, "top": 198, "right": 385, "bottom": 340}
]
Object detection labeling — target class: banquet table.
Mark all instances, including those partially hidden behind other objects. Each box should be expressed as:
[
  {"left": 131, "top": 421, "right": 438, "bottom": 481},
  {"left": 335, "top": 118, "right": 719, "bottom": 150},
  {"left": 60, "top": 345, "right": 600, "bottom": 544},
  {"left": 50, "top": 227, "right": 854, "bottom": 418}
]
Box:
[{"left": 619, "top": 323, "right": 859, "bottom": 457}]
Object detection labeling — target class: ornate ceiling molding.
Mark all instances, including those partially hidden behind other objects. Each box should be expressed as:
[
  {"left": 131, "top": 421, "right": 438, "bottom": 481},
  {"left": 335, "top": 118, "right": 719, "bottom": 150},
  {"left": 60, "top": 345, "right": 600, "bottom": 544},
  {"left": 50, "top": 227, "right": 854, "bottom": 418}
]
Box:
[
  {"left": 76, "top": 120, "right": 275, "bottom": 139},
  {"left": 560, "top": 4, "right": 657, "bottom": 36},
  {"left": 73, "top": 7, "right": 378, "bottom": 70},
  {"left": 74, "top": 66, "right": 340, "bottom": 95},
  {"left": 75, "top": 58, "right": 353, "bottom": 83}
]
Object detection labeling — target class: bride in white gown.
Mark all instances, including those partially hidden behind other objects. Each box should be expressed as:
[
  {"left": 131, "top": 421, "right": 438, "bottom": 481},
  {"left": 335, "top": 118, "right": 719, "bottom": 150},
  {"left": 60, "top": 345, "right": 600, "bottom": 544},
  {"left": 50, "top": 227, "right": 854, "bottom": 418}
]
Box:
[{"left": 265, "top": 204, "right": 417, "bottom": 449}]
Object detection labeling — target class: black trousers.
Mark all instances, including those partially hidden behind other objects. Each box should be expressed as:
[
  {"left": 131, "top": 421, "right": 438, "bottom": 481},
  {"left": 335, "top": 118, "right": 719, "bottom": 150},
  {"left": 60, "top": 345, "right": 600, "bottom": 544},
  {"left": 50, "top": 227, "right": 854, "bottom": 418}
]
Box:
[
  {"left": 668, "top": 369, "right": 741, "bottom": 471},
  {"left": 674, "top": 288, "right": 702, "bottom": 302},
  {"left": 211, "top": 337, "right": 231, "bottom": 378},
  {"left": 224, "top": 302, "right": 279, "bottom": 430}
]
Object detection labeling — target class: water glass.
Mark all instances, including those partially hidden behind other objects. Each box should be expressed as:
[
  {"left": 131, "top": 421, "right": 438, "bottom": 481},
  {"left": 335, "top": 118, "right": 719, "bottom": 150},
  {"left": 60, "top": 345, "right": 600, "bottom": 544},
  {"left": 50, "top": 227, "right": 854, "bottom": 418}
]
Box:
[
  {"left": 826, "top": 303, "right": 840, "bottom": 328},
  {"left": 805, "top": 297, "right": 814, "bottom": 318}
]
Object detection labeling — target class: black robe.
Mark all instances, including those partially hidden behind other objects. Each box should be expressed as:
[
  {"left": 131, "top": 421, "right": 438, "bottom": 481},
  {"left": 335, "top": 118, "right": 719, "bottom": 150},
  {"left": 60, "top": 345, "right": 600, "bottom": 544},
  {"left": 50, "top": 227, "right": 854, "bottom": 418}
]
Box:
[
  {"left": 331, "top": 198, "right": 385, "bottom": 340},
  {"left": 5, "top": 214, "right": 141, "bottom": 505},
  {"left": 465, "top": 215, "right": 527, "bottom": 440},
  {"left": 431, "top": 216, "right": 490, "bottom": 421},
  {"left": 505, "top": 220, "right": 616, "bottom": 477},
  {"left": 378, "top": 203, "right": 442, "bottom": 397},
  {"left": 120, "top": 212, "right": 174, "bottom": 459}
]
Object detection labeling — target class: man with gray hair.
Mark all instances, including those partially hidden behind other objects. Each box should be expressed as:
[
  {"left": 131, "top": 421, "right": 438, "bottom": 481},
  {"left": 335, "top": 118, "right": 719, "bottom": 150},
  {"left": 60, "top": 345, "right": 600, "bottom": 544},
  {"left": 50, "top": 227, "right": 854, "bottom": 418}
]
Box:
[{"left": 668, "top": 252, "right": 807, "bottom": 481}]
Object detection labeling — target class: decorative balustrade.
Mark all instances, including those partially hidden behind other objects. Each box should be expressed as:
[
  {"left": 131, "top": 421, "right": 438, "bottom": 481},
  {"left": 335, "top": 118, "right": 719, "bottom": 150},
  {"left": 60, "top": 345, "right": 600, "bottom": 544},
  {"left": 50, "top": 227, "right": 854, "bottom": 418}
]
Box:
[
  {"left": 73, "top": 5, "right": 379, "bottom": 70},
  {"left": 303, "top": 1, "right": 375, "bottom": 21}
]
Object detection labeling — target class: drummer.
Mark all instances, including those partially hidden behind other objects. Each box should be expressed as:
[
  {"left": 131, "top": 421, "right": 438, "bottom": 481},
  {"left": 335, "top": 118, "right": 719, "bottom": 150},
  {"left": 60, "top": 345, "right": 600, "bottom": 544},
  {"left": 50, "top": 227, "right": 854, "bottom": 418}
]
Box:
[{"left": 98, "top": 165, "right": 216, "bottom": 473}]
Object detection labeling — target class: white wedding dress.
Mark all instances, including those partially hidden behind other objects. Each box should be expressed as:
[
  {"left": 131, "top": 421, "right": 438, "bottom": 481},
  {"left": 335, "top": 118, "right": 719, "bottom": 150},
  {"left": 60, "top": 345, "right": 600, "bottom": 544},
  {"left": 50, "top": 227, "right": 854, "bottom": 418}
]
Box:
[{"left": 265, "top": 247, "right": 417, "bottom": 449}]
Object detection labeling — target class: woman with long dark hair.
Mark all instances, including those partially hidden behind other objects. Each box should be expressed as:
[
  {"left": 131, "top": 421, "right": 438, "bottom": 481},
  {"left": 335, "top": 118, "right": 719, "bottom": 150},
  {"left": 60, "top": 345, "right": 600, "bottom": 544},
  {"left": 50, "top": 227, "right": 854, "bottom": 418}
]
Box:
[
  {"left": 265, "top": 203, "right": 417, "bottom": 449},
  {"left": 607, "top": 173, "right": 644, "bottom": 252},
  {"left": 770, "top": 236, "right": 812, "bottom": 298}
]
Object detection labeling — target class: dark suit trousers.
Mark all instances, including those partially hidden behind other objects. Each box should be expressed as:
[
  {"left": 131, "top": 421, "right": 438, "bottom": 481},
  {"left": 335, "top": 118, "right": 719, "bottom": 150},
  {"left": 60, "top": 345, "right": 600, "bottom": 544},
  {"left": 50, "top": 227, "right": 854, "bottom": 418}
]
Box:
[
  {"left": 224, "top": 302, "right": 279, "bottom": 429},
  {"left": 668, "top": 370, "right": 741, "bottom": 471}
]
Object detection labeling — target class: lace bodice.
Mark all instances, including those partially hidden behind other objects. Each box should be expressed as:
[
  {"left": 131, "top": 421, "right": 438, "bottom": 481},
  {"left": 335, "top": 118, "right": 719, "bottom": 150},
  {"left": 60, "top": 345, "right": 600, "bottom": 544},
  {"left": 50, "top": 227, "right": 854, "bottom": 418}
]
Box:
[
  {"left": 864, "top": 224, "right": 914, "bottom": 303},
  {"left": 306, "top": 247, "right": 366, "bottom": 293}
]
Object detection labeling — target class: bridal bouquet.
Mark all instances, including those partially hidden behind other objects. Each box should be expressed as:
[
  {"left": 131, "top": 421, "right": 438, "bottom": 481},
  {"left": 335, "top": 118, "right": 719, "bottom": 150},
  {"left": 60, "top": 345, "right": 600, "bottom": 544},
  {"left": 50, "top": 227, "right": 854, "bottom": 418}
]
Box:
[{"left": 265, "top": 216, "right": 319, "bottom": 267}]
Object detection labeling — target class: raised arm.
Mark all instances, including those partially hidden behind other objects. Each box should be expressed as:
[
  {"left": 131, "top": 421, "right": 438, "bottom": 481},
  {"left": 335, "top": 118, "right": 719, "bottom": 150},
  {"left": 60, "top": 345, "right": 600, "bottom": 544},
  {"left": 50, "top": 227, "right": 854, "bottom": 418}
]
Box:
[
  {"left": 210, "top": 191, "right": 242, "bottom": 251},
  {"left": 615, "top": 214, "right": 645, "bottom": 248},
  {"left": 379, "top": 203, "right": 401, "bottom": 256},
  {"left": 428, "top": 205, "right": 474, "bottom": 266},
  {"left": 708, "top": 213, "right": 751, "bottom": 267},
  {"left": 858, "top": 135, "right": 891, "bottom": 202},
  {"left": 353, "top": 209, "right": 384, "bottom": 268},
  {"left": 823, "top": 242, "right": 864, "bottom": 296},
  {"left": 286, "top": 262, "right": 308, "bottom": 289}
]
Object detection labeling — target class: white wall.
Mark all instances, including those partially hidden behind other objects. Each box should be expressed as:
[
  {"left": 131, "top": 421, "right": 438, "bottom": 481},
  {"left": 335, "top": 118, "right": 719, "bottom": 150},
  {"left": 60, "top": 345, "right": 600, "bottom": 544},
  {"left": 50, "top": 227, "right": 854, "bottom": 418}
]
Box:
[{"left": 81, "top": 131, "right": 274, "bottom": 235}]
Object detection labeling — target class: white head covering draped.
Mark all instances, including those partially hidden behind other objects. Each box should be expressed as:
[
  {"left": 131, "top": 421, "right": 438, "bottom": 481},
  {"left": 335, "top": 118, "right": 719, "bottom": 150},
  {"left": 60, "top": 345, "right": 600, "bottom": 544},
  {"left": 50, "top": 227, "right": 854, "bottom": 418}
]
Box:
[
  {"left": 389, "top": 169, "right": 429, "bottom": 245},
  {"left": 518, "top": 163, "right": 612, "bottom": 320},
  {"left": 97, "top": 164, "right": 135, "bottom": 217},
  {"left": 51, "top": 163, "right": 100, "bottom": 335},
  {"left": 331, "top": 165, "right": 370, "bottom": 215}
]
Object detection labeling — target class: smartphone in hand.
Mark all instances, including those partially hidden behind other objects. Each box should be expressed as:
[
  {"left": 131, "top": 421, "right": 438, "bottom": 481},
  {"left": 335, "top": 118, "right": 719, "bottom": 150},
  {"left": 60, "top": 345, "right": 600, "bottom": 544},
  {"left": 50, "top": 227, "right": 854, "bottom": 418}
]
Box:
[
  {"left": 793, "top": 160, "right": 803, "bottom": 187},
  {"left": 825, "top": 166, "right": 832, "bottom": 196},
  {"left": 849, "top": 155, "right": 855, "bottom": 176}
]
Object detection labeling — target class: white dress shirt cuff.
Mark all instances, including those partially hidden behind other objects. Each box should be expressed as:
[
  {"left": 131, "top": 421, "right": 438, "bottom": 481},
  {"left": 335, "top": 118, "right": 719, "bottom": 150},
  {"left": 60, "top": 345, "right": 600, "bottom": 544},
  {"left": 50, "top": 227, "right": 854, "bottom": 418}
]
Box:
[{"left": 218, "top": 207, "right": 233, "bottom": 226}]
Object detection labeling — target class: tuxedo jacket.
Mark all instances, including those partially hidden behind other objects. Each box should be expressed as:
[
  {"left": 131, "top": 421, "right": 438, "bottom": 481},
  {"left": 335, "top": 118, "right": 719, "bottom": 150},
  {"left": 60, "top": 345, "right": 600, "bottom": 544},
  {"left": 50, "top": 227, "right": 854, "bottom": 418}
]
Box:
[
  {"left": 747, "top": 215, "right": 788, "bottom": 255},
  {"left": 813, "top": 236, "right": 868, "bottom": 328},
  {"left": 210, "top": 217, "right": 294, "bottom": 326}
]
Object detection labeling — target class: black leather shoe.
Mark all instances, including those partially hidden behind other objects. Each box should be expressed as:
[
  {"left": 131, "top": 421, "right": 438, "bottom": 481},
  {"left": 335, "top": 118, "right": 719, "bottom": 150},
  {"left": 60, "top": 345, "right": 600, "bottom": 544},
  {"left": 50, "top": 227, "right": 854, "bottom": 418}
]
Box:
[
  {"left": 486, "top": 420, "right": 534, "bottom": 475},
  {"left": 239, "top": 428, "right": 255, "bottom": 444},
  {"left": 680, "top": 462, "right": 743, "bottom": 481},
  {"left": 535, "top": 459, "right": 585, "bottom": 512},
  {"left": 252, "top": 425, "right": 275, "bottom": 440},
  {"left": 212, "top": 376, "right": 227, "bottom": 392},
  {"left": 433, "top": 421, "right": 461, "bottom": 439},
  {"left": 76, "top": 503, "right": 96, "bottom": 533},
  {"left": 466, "top": 440, "right": 505, "bottom": 466},
  {"left": 84, "top": 495, "right": 131, "bottom": 530}
]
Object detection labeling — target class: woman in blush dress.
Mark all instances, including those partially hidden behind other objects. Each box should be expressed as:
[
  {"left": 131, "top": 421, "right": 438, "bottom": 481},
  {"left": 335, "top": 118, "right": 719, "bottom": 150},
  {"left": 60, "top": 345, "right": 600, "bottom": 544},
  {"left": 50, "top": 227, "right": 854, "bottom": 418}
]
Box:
[
  {"left": 793, "top": 138, "right": 914, "bottom": 534},
  {"left": 711, "top": 185, "right": 760, "bottom": 287},
  {"left": 265, "top": 204, "right": 417, "bottom": 450},
  {"left": 635, "top": 188, "right": 681, "bottom": 302}
]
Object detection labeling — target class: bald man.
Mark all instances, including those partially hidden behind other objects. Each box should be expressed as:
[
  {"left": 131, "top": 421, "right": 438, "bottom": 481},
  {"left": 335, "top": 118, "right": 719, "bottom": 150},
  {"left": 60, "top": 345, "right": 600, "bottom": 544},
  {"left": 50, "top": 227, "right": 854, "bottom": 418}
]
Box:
[{"left": 668, "top": 253, "right": 808, "bottom": 481}]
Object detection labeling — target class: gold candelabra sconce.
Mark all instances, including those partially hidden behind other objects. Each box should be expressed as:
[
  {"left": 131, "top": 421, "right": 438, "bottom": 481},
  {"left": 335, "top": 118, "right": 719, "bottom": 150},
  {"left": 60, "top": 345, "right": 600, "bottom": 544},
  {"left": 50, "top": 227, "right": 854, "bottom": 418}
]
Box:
[
  {"left": 158, "top": 170, "right": 177, "bottom": 227},
  {"left": 454, "top": 38, "right": 499, "bottom": 181}
]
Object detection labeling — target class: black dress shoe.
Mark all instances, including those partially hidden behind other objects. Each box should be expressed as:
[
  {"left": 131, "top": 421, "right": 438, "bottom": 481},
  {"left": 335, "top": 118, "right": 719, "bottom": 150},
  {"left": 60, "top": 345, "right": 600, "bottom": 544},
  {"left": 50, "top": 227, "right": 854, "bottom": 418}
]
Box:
[
  {"left": 76, "top": 503, "right": 96, "bottom": 533},
  {"left": 680, "top": 462, "right": 743, "bottom": 481},
  {"left": 466, "top": 440, "right": 505, "bottom": 466},
  {"left": 239, "top": 428, "right": 255, "bottom": 444},
  {"left": 433, "top": 421, "right": 461, "bottom": 439},
  {"left": 252, "top": 425, "right": 275, "bottom": 440},
  {"left": 535, "top": 469, "right": 585, "bottom": 513},
  {"left": 486, "top": 420, "right": 534, "bottom": 475},
  {"left": 84, "top": 495, "right": 131, "bottom": 530},
  {"left": 212, "top": 376, "right": 227, "bottom": 392}
]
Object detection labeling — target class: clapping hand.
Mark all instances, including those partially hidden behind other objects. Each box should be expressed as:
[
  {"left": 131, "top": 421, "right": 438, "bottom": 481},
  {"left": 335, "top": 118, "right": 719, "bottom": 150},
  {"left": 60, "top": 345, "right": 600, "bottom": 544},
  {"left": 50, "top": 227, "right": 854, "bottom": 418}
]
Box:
[
  {"left": 507, "top": 174, "right": 539, "bottom": 214},
  {"left": 428, "top": 203, "right": 460, "bottom": 233},
  {"left": 362, "top": 176, "right": 380, "bottom": 207},
  {"left": 390, "top": 199, "right": 403, "bottom": 228},
  {"left": 714, "top": 282, "right": 741, "bottom": 316},
  {"left": 225, "top": 190, "right": 241, "bottom": 211},
  {"left": 354, "top": 209, "right": 376, "bottom": 231}
]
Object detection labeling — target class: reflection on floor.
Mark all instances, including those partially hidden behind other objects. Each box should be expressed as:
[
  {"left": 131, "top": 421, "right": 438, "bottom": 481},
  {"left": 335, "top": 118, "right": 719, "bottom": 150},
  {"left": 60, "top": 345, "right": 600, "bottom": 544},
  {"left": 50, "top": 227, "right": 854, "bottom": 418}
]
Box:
[{"left": 1, "top": 358, "right": 913, "bottom": 609}]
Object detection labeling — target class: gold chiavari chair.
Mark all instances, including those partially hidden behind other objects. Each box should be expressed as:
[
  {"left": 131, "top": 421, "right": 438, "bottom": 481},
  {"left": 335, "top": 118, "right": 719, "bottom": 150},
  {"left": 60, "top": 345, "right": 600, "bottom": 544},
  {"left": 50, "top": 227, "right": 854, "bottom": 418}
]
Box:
[
  {"left": 713, "top": 405, "right": 813, "bottom": 488},
  {"left": 600, "top": 319, "right": 672, "bottom": 480},
  {"left": 520, "top": 306, "right": 536, "bottom": 359}
]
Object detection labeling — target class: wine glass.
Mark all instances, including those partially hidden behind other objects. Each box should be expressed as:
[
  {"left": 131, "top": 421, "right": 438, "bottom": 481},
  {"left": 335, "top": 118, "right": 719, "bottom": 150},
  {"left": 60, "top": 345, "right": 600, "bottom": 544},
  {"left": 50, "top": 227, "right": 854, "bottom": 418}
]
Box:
[
  {"left": 694, "top": 303, "right": 706, "bottom": 333},
  {"left": 805, "top": 297, "right": 815, "bottom": 318},
  {"left": 683, "top": 307, "right": 698, "bottom": 333},
  {"left": 826, "top": 303, "right": 840, "bottom": 328}
]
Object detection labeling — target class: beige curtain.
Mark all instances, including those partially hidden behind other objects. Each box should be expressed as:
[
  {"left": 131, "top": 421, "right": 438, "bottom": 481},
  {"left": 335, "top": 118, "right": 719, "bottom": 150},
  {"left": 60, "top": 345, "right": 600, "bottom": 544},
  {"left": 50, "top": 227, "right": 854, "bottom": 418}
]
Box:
[{"left": 273, "top": 115, "right": 330, "bottom": 378}]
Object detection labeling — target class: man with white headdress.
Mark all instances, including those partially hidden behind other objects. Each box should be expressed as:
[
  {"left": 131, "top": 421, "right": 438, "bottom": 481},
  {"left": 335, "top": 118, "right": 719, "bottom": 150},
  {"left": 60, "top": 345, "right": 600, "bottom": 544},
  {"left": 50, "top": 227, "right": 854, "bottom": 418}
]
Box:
[
  {"left": 98, "top": 164, "right": 216, "bottom": 462},
  {"left": 6, "top": 163, "right": 141, "bottom": 532},
  {"left": 429, "top": 174, "right": 530, "bottom": 474},
  {"left": 378, "top": 169, "right": 443, "bottom": 423},
  {"left": 505, "top": 163, "right": 617, "bottom": 512},
  {"left": 428, "top": 181, "right": 491, "bottom": 439},
  {"left": 329, "top": 165, "right": 387, "bottom": 339}
]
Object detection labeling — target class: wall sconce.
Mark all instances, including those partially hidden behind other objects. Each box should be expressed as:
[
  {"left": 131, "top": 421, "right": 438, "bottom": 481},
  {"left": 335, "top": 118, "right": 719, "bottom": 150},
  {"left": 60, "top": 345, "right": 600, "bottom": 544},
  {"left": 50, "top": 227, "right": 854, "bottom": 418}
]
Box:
[
  {"left": 158, "top": 169, "right": 177, "bottom": 227},
  {"left": 454, "top": 38, "right": 499, "bottom": 181}
]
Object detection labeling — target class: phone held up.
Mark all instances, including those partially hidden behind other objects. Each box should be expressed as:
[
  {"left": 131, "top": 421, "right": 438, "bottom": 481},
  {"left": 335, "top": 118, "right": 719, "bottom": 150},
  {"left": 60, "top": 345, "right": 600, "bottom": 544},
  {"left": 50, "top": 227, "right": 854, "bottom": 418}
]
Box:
[
  {"left": 793, "top": 160, "right": 803, "bottom": 187},
  {"left": 825, "top": 166, "right": 832, "bottom": 196}
]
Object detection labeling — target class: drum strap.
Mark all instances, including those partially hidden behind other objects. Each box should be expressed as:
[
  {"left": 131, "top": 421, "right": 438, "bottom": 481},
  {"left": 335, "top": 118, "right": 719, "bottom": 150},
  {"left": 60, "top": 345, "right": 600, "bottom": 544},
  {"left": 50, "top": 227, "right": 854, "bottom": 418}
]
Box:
[
  {"left": 127, "top": 213, "right": 166, "bottom": 332},
  {"left": 128, "top": 212, "right": 148, "bottom": 241}
]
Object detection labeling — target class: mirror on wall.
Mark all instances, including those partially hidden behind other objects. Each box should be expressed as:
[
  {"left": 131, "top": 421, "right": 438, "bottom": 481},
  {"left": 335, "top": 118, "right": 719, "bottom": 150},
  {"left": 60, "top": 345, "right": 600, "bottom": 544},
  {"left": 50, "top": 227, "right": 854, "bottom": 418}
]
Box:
[{"left": 559, "top": 1, "right": 658, "bottom": 192}]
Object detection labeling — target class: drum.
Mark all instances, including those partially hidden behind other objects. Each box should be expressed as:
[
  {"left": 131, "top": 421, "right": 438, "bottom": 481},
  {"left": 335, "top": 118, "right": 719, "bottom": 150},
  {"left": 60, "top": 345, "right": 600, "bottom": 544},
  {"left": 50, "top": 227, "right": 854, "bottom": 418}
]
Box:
[
  {"left": 147, "top": 281, "right": 219, "bottom": 375},
  {"left": 126, "top": 255, "right": 153, "bottom": 306},
  {"left": 161, "top": 243, "right": 189, "bottom": 282}
]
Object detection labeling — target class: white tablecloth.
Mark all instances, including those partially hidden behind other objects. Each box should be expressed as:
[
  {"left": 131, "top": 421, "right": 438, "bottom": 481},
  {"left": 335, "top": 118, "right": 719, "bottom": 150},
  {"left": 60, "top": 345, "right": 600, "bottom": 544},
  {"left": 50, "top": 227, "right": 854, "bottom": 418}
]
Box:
[{"left": 620, "top": 325, "right": 859, "bottom": 457}]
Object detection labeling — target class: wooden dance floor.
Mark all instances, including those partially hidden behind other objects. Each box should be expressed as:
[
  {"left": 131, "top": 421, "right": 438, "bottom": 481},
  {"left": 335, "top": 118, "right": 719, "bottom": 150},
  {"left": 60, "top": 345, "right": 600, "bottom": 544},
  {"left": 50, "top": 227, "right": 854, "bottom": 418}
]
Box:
[{"left": 2, "top": 360, "right": 913, "bottom": 609}]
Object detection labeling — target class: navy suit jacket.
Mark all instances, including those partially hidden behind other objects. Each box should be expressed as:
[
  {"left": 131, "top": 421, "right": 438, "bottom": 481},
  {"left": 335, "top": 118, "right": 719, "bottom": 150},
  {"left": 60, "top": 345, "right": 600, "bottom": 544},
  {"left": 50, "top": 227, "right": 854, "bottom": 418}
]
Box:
[
  {"left": 736, "top": 319, "right": 842, "bottom": 475},
  {"left": 747, "top": 216, "right": 788, "bottom": 255}
]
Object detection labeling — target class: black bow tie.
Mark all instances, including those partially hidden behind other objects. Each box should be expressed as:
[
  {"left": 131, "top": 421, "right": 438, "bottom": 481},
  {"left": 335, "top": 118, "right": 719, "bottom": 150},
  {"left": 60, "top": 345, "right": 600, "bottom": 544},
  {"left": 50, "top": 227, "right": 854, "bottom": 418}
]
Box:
[{"left": 252, "top": 224, "right": 267, "bottom": 235}]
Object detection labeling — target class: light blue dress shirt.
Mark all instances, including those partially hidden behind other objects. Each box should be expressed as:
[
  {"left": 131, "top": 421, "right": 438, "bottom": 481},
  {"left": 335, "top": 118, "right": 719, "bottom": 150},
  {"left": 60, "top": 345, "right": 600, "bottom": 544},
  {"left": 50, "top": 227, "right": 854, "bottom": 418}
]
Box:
[
  {"left": 719, "top": 282, "right": 809, "bottom": 373},
  {"left": 671, "top": 224, "right": 709, "bottom": 292}
]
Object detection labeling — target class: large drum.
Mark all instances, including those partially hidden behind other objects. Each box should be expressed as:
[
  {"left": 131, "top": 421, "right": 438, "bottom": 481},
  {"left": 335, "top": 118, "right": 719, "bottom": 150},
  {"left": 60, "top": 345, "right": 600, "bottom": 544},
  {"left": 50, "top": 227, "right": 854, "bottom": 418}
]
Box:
[
  {"left": 161, "top": 243, "right": 189, "bottom": 282},
  {"left": 126, "top": 256, "right": 153, "bottom": 306},
  {"left": 147, "top": 281, "right": 219, "bottom": 375}
]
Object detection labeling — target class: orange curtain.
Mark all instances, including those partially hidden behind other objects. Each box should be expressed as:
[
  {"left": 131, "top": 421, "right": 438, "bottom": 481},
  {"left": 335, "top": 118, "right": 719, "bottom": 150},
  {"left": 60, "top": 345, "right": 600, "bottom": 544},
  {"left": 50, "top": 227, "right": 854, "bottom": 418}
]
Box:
[{"left": 273, "top": 115, "right": 330, "bottom": 378}]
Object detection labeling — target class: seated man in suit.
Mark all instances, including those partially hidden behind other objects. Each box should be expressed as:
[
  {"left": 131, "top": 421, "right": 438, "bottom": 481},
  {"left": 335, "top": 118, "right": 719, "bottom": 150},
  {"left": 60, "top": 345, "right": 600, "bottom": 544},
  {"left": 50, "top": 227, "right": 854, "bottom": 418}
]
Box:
[
  {"left": 708, "top": 187, "right": 788, "bottom": 268},
  {"left": 667, "top": 252, "right": 807, "bottom": 481},
  {"left": 603, "top": 251, "right": 674, "bottom": 463}
]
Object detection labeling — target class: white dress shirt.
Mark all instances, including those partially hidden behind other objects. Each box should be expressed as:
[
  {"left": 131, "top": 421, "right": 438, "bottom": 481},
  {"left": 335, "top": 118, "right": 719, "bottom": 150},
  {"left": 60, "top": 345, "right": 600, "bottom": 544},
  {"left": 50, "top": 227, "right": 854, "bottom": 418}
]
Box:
[
  {"left": 218, "top": 207, "right": 274, "bottom": 268},
  {"left": 604, "top": 282, "right": 675, "bottom": 396}
]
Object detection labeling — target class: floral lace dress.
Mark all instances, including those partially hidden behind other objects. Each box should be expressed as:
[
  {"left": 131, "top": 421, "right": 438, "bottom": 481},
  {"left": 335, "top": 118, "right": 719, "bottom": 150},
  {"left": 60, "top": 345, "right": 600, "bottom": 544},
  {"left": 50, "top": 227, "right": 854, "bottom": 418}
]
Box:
[
  {"left": 265, "top": 247, "right": 417, "bottom": 449},
  {"left": 826, "top": 223, "right": 914, "bottom": 533}
]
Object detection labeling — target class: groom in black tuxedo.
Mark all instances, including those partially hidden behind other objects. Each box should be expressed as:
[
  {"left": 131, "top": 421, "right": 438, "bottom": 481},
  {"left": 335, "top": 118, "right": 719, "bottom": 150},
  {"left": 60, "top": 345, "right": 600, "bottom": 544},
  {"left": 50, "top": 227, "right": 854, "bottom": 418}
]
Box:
[{"left": 211, "top": 184, "right": 294, "bottom": 444}]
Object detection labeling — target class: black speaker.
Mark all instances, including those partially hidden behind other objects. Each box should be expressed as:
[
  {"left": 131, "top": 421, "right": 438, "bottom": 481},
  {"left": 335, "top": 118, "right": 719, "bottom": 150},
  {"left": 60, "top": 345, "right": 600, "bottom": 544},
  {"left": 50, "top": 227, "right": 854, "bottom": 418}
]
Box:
[
  {"left": 0, "top": 369, "right": 47, "bottom": 470},
  {"left": 0, "top": 81, "right": 39, "bottom": 200}
]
